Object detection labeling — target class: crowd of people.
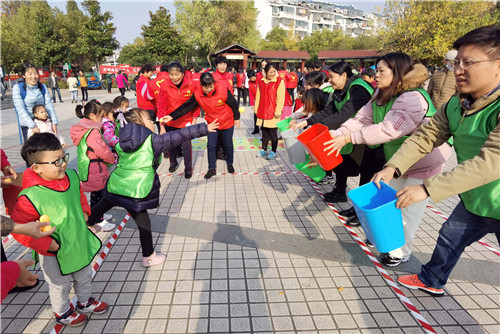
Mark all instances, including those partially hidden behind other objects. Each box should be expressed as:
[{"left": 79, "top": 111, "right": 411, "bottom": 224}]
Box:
[{"left": 1, "top": 25, "right": 499, "bottom": 328}]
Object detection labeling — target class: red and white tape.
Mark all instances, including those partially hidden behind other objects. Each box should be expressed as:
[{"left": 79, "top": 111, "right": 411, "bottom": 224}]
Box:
[
  {"left": 426, "top": 204, "right": 500, "bottom": 257},
  {"left": 304, "top": 176, "right": 437, "bottom": 334},
  {"left": 50, "top": 214, "right": 130, "bottom": 334},
  {"left": 158, "top": 171, "right": 301, "bottom": 177}
]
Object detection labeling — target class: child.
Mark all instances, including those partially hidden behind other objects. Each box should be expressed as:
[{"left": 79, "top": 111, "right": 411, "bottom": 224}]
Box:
[
  {"left": 11, "top": 133, "right": 108, "bottom": 326},
  {"left": 361, "top": 68, "right": 377, "bottom": 88},
  {"left": 247, "top": 71, "right": 259, "bottom": 135},
  {"left": 28, "top": 104, "right": 66, "bottom": 147},
  {"left": 293, "top": 86, "right": 305, "bottom": 112},
  {"left": 70, "top": 100, "right": 116, "bottom": 232},
  {"left": 87, "top": 109, "right": 219, "bottom": 266},
  {"left": 113, "top": 96, "right": 130, "bottom": 112},
  {"left": 101, "top": 102, "right": 119, "bottom": 149}
]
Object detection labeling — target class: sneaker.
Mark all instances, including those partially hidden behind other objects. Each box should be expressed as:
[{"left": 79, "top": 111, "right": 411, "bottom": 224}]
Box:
[
  {"left": 204, "top": 169, "right": 217, "bottom": 180},
  {"left": 345, "top": 216, "right": 361, "bottom": 226},
  {"left": 227, "top": 165, "right": 235, "bottom": 173},
  {"left": 365, "top": 239, "right": 375, "bottom": 248},
  {"left": 55, "top": 306, "right": 88, "bottom": 327},
  {"left": 169, "top": 164, "right": 179, "bottom": 173},
  {"left": 77, "top": 297, "right": 109, "bottom": 314},
  {"left": 339, "top": 207, "right": 357, "bottom": 218},
  {"left": 398, "top": 274, "right": 444, "bottom": 296},
  {"left": 98, "top": 220, "right": 116, "bottom": 232},
  {"left": 266, "top": 151, "right": 277, "bottom": 160},
  {"left": 381, "top": 254, "right": 410, "bottom": 267},
  {"left": 251, "top": 130, "right": 259, "bottom": 135},
  {"left": 256, "top": 150, "right": 268, "bottom": 158},
  {"left": 103, "top": 213, "right": 113, "bottom": 221},
  {"left": 142, "top": 252, "right": 166, "bottom": 267},
  {"left": 324, "top": 191, "right": 347, "bottom": 203},
  {"left": 318, "top": 176, "right": 335, "bottom": 185},
  {"left": 185, "top": 172, "right": 192, "bottom": 179}
]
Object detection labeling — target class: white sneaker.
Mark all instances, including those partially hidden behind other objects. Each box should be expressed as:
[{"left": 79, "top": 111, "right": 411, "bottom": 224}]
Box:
[
  {"left": 98, "top": 220, "right": 116, "bottom": 232},
  {"left": 103, "top": 213, "right": 113, "bottom": 221}
]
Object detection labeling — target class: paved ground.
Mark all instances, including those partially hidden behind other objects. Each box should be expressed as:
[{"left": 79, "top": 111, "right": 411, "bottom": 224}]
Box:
[{"left": 1, "top": 87, "right": 499, "bottom": 333}]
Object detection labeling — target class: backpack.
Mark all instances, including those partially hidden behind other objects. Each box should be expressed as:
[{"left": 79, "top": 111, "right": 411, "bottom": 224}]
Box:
[{"left": 18, "top": 80, "right": 46, "bottom": 104}]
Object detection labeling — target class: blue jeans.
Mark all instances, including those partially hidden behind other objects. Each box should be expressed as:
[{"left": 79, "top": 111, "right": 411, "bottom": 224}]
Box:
[
  {"left": 51, "top": 87, "right": 62, "bottom": 102},
  {"left": 207, "top": 126, "right": 234, "bottom": 170},
  {"left": 419, "top": 201, "right": 500, "bottom": 289}
]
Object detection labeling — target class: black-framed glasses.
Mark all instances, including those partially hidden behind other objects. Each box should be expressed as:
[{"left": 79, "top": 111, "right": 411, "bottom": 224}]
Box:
[
  {"left": 451, "top": 58, "right": 498, "bottom": 70},
  {"left": 34, "top": 153, "right": 69, "bottom": 167}
]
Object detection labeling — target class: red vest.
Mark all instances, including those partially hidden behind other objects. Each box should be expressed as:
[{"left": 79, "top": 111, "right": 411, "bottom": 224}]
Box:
[
  {"left": 136, "top": 75, "right": 155, "bottom": 111},
  {"left": 256, "top": 71, "right": 264, "bottom": 82},
  {"left": 248, "top": 80, "right": 257, "bottom": 106},
  {"left": 236, "top": 73, "right": 245, "bottom": 88},
  {"left": 278, "top": 70, "right": 289, "bottom": 83},
  {"left": 294, "top": 98, "right": 303, "bottom": 112},
  {"left": 149, "top": 72, "right": 169, "bottom": 105},
  {"left": 257, "top": 77, "right": 282, "bottom": 120},
  {"left": 158, "top": 76, "right": 198, "bottom": 128},
  {"left": 194, "top": 84, "right": 234, "bottom": 130},
  {"left": 287, "top": 72, "right": 298, "bottom": 89},
  {"left": 213, "top": 70, "right": 234, "bottom": 95}
]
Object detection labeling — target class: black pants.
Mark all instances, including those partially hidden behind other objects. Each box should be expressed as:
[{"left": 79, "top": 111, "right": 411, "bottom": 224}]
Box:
[
  {"left": 164, "top": 125, "right": 193, "bottom": 173},
  {"left": 90, "top": 190, "right": 104, "bottom": 221},
  {"left": 334, "top": 154, "right": 361, "bottom": 194},
  {"left": 1, "top": 244, "right": 7, "bottom": 262},
  {"left": 287, "top": 88, "right": 294, "bottom": 102},
  {"left": 261, "top": 127, "right": 278, "bottom": 152},
  {"left": 119, "top": 87, "right": 126, "bottom": 97},
  {"left": 253, "top": 114, "right": 259, "bottom": 133},
  {"left": 107, "top": 82, "right": 112, "bottom": 93},
  {"left": 88, "top": 198, "right": 154, "bottom": 257},
  {"left": 81, "top": 87, "right": 88, "bottom": 101},
  {"left": 359, "top": 146, "right": 386, "bottom": 186},
  {"left": 237, "top": 87, "right": 247, "bottom": 106}
]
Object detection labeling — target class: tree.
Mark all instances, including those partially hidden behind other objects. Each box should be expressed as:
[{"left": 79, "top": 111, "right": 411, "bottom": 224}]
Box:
[
  {"left": 260, "top": 26, "right": 288, "bottom": 50},
  {"left": 380, "top": 0, "right": 498, "bottom": 64},
  {"left": 297, "top": 29, "right": 346, "bottom": 59},
  {"left": 117, "top": 38, "right": 153, "bottom": 66},
  {"left": 1, "top": 0, "right": 30, "bottom": 18},
  {"left": 54, "top": 1, "right": 88, "bottom": 66},
  {"left": 78, "top": 0, "right": 119, "bottom": 76},
  {"left": 141, "top": 7, "right": 185, "bottom": 64}
]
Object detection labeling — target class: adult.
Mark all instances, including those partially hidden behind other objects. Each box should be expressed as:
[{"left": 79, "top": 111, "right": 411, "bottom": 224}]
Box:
[
  {"left": 374, "top": 26, "right": 500, "bottom": 295},
  {"left": 78, "top": 70, "right": 88, "bottom": 102},
  {"left": 286, "top": 67, "right": 299, "bottom": 101},
  {"left": 105, "top": 71, "right": 113, "bottom": 94},
  {"left": 256, "top": 59, "right": 269, "bottom": 82},
  {"left": 164, "top": 73, "right": 240, "bottom": 179},
  {"left": 255, "top": 62, "right": 285, "bottom": 160},
  {"left": 116, "top": 70, "right": 129, "bottom": 97},
  {"left": 427, "top": 49, "right": 458, "bottom": 109},
  {"left": 136, "top": 63, "right": 156, "bottom": 121},
  {"left": 67, "top": 72, "right": 79, "bottom": 103},
  {"left": 157, "top": 62, "right": 200, "bottom": 179},
  {"left": 326, "top": 53, "right": 451, "bottom": 267},
  {"left": 12, "top": 63, "right": 59, "bottom": 142},
  {"left": 47, "top": 71, "right": 63, "bottom": 103},
  {"left": 212, "top": 56, "right": 234, "bottom": 95}
]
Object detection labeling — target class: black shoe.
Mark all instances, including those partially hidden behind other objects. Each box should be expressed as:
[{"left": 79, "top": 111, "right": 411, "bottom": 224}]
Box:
[
  {"left": 251, "top": 130, "right": 259, "bottom": 135},
  {"left": 227, "top": 165, "right": 235, "bottom": 173},
  {"left": 185, "top": 172, "right": 192, "bottom": 179},
  {"left": 59, "top": 100, "right": 63, "bottom": 103},
  {"left": 169, "top": 164, "right": 179, "bottom": 173},
  {"left": 204, "top": 169, "right": 216, "bottom": 179},
  {"left": 381, "top": 254, "right": 410, "bottom": 267},
  {"left": 365, "top": 239, "right": 375, "bottom": 247},
  {"left": 324, "top": 191, "right": 347, "bottom": 203},
  {"left": 339, "top": 207, "right": 356, "bottom": 218},
  {"left": 345, "top": 216, "right": 361, "bottom": 227},
  {"left": 9, "top": 278, "right": 40, "bottom": 294}
]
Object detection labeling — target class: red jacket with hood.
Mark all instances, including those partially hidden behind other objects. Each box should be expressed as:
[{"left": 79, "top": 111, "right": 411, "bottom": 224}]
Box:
[
  {"left": 10, "top": 168, "right": 91, "bottom": 257},
  {"left": 157, "top": 76, "right": 200, "bottom": 128}
]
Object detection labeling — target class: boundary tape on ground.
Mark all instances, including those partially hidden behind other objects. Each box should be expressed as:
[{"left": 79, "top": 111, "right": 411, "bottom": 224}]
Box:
[
  {"left": 158, "top": 171, "right": 301, "bottom": 177},
  {"left": 50, "top": 213, "right": 130, "bottom": 334},
  {"left": 304, "top": 175, "right": 437, "bottom": 334}
]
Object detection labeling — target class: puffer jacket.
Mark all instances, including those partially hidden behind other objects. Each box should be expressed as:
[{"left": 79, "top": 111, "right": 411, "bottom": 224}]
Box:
[
  {"left": 103, "top": 122, "right": 208, "bottom": 212},
  {"left": 12, "top": 81, "right": 58, "bottom": 129},
  {"left": 427, "top": 68, "right": 457, "bottom": 109}
]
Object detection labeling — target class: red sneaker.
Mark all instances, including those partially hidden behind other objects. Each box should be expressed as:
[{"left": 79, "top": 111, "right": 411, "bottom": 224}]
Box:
[
  {"left": 77, "top": 297, "right": 109, "bottom": 314},
  {"left": 398, "top": 274, "right": 444, "bottom": 296},
  {"left": 55, "top": 306, "right": 88, "bottom": 327}
]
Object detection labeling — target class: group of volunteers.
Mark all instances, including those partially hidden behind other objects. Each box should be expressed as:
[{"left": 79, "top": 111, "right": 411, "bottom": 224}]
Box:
[{"left": 1, "top": 25, "right": 498, "bottom": 328}]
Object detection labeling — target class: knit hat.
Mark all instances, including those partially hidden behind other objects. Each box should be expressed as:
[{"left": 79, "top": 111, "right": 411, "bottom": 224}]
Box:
[{"left": 445, "top": 50, "right": 458, "bottom": 60}]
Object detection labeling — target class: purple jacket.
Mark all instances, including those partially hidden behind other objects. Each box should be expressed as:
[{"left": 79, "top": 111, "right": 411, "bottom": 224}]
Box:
[{"left": 103, "top": 122, "right": 208, "bottom": 212}]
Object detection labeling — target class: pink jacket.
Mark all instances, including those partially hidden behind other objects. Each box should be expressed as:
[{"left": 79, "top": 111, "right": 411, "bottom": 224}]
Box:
[
  {"left": 70, "top": 118, "right": 115, "bottom": 192},
  {"left": 334, "top": 90, "right": 451, "bottom": 179}
]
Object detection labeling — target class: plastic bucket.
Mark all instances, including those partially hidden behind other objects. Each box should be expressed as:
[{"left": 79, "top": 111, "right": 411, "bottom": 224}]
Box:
[
  {"left": 284, "top": 138, "right": 307, "bottom": 164},
  {"left": 347, "top": 181, "right": 405, "bottom": 253},
  {"left": 295, "top": 156, "right": 326, "bottom": 182},
  {"left": 277, "top": 118, "right": 292, "bottom": 132},
  {"left": 297, "top": 124, "right": 343, "bottom": 171}
]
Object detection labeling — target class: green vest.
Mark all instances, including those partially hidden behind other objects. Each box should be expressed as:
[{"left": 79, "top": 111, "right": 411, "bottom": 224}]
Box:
[
  {"left": 20, "top": 169, "right": 101, "bottom": 275},
  {"left": 446, "top": 96, "right": 500, "bottom": 219},
  {"left": 334, "top": 78, "right": 375, "bottom": 155},
  {"left": 107, "top": 134, "right": 157, "bottom": 199},
  {"left": 371, "top": 88, "right": 436, "bottom": 161},
  {"left": 77, "top": 129, "right": 104, "bottom": 182}
]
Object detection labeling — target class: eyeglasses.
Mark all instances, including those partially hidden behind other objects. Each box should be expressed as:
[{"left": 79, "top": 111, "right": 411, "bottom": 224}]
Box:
[
  {"left": 33, "top": 153, "right": 69, "bottom": 167},
  {"left": 450, "top": 58, "right": 498, "bottom": 70}
]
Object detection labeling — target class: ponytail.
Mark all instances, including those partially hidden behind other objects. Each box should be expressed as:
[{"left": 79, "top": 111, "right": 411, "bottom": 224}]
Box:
[
  {"left": 123, "top": 108, "right": 149, "bottom": 127},
  {"left": 75, "top": 99, "right": 102, "bottom": 119}
]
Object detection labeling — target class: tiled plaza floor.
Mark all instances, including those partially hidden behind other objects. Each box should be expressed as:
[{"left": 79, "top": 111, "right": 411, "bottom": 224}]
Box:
[{"left": 1, "top": 89, "right": 499, "bottom": 333}]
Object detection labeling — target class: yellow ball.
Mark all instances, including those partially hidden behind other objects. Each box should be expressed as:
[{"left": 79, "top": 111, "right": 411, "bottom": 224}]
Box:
[
  {"left": 238, "top": 106, "right": 245, "bottom": 113},
  {"left": 39, "top": 215, "right": 50, "bottom": 223},
  {"left": 41, "top": 225, "right": 52, "bottom": 232},
  {"left": 3, "top": 178, "right": 11, "bottom": 183}
]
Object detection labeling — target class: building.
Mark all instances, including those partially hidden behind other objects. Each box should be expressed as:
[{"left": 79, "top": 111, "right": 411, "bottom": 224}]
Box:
[{"left": 256, "top": 0, "right": 373, "bottom": 39}]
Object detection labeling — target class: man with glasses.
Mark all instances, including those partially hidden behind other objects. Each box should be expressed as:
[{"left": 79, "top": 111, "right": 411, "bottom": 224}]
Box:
[{"left": 372, "top": 25, "right": 500, "bottom": 296}]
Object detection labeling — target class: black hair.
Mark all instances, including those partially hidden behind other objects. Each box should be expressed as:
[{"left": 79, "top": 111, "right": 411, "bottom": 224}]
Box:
[
  {"left": 302, "top": 88, "right": 325, "bottom": 115},
  {"left": 247, "top": 69, "right": 256, "bottom": 78},
  {"left": 101, "top": 101, "right": 117, "bottom": 118},
  {"left": 113, "top": 96, "right": 129, "bottom": 107},
  {"left": 453, "top": 25, "right": 500, "bottom": 59},
  {"left": 20, "top": 63, "right": 43, "bottom": 91},
  {"left": 118, "top": 70, "right": 122, "bottom": 75},
  {"left": 21, "top": 132, "right": 62, "bottom": 167},
  {"left": 361, "top": 68, "right": 376, "bottom": 79},
  {"left": 297, "top": 86, "right": 305, "bottom": 96},
  {"left": 290, "top": 67, "right": 296, "bottom": 72},
  {"left": 75, "top": 99, "right": 102, "bottom": 119},
  {"left": 312, "top": 59, "right": 323, "bottom": 69},
  {"left": 160, "top": 64, "right": 169, "bottom": 72},
  {"left": 279, "top": 65, "right": 285, "bottom": 71},
  {"left": 375, "top": 52, "right": 415, "bottom": 105},
  {"left": 200, "top": 72, "right": 215, "bottom": 87},
  {"left": 304, "top": 71, "right": 324, "bottom": 87},
  {"left": 32, "top": 104, "right": 46, "bottom": 114},
  {"left": 329, "top": 62, "right": 353, "bottom": 78},
  {"left": 140, "top": 63, "right": 155, "bottom": 74},
  {"left": 194, "top": 66, "right": 202, "bottom": 73},
  {"left": 168, "top": 61, "right": 184, "bottom": 73},
  {"left": 264, "top": 62, "right": 278, "bottom": 73},
  {"left": 215, "top": 56, "right": 228, "bottom": 65}
]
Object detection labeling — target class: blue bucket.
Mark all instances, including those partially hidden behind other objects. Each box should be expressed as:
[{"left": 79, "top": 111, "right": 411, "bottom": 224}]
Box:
[{"left": 347, "top": 181, "right": 405, "bottom": 253}]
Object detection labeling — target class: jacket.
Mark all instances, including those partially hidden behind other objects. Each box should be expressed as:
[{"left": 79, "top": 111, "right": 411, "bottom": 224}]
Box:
[
  {"left": 213, "top": 70, "right": 234, "bottom": 95},
  {"left": 1, "top": 261, "right": 19, "bottom": 303},
  {"left": 70, "top": 118, "right": 115, "bottom": 192},
  {"left": 335, "top": 64, "right": 451, "bottom": 179},
  {"left": 67, "top": 77, "right": 79, "bottom": 92},
  {"left": 103, "top": 122, "right": 209, "bottom": 212},
  {"left": 427, "top": 68, "right": 457, "bottom": 110},
  {"left": 13, "top": 81, "right": 58, "bottom": 129},
  {"left": 387, "top": 86, "right": 500, "bottom": 203},
  {"left": 116, "top": 74, "right": 129, "bottom": 89},
  {"left": 78, "top": 75, "right": 88, "bottom": 88},
  {"left": 157, "top": 76, "right": 200, "bottom": 128},
  {"left": 10, "top": 168, "right": 90, "bottom": 257},
  {"left": 28, "top": 119, "right": 65, "bottom": 146},
  {"left": 149, "top": 72, "right": 169, "bottom": 106},
  {"left": 136, "top": 75, "right": 155, "bottom": 111},
  {"left": 47, "top": 76, "right": 59, "bottom": 89}
]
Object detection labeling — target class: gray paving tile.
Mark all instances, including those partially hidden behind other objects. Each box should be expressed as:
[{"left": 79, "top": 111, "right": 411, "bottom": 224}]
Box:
[
  {"left": 103, "top": 319, "right": 127, "bottom": 333},
  {"left": 145, "top": 319, "right": 167, "bottom": 333},
  {"left": 209, "top": 318, "right": 229, "bottom": 333},
  {"left": 123, "top": 319, "right": 147, "bottom": 333},
  {"left": 333, "top": 314, "right": 358, "bottom": 329},
  {"left": 231, "top": 317, "right": 251, "bottom": 332}
]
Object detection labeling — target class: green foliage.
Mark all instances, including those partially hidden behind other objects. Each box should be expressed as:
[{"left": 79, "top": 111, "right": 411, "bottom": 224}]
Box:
[
  {"left": 380, "top": 0, "right": 498, "bottom": 64},
  {"left": 261, "top": 27, "right": 288, "bottom": 50},
  {"left": 117, "top": 38, "right": 152, "bottom": 66}
]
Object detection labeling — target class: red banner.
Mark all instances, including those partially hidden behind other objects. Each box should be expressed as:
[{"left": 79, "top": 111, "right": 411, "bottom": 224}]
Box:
[{"left": 99, "top": 65, "right": 141, "bottom": 75}]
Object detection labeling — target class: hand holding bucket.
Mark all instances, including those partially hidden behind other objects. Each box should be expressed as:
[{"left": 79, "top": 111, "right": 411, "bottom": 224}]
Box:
[
  {"left": 324, "top": 132, "right": 350, "bottom": 157},
  {"left": 297, "top": 124, "right": 343, "bottom": 171}
]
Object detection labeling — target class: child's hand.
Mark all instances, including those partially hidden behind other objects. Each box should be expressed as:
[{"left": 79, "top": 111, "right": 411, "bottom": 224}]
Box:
[
  {"left": 207, "top": 120, "right": 219, "bottom": 132},
  {"left": 83, "top": 212, "right": 88, "bottom": 222},
  {"left": 289, "top": 119, "right": 297, "bottom": 128},
  {"left": 274, "top": 113, "right": 280, "bottom": 119},
  {"left": 235, "top": 120, "right": 240, "bottom": 128},
  {"left": 48, "top": 239, "right": 60, "bottom": 252},
  {"left": 306, "top": 156, "right": 318, "bottom": 168},
  {"left": 291, "top": 120, "right": 307, "bottom": 131}
]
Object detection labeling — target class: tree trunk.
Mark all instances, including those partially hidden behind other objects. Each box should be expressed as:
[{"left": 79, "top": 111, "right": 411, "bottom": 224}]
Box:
[
  {"left": 94, "top": 58, "right": 101, "bottom": 81},
  {"left": 206, "top": 53, "right": 212, "bottom": 68}
]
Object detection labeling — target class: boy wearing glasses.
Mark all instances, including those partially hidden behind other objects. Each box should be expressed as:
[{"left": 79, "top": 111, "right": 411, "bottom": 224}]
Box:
[
  {"left": 372, "top": 25, "right": 500, "bottom": 296},
  {"left": 10, "top": 133, "right": 108, "bottom": 326}
]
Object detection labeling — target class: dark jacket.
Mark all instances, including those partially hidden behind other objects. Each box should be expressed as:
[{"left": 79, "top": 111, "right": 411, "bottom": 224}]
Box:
[
  {"left": 103, "top": 122, "right": 208, "bottom": 212},
  {"left": 47, "top": 75, "right": 59, "bottom": 89}
]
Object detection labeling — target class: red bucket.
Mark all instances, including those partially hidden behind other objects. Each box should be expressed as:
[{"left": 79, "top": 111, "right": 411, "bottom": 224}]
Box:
[{"left": 297, "top": 124, "right": 343, "bottom": 170}]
